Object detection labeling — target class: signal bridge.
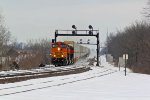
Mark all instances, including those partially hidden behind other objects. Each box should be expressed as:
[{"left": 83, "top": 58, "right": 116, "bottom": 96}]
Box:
[{"left": 53, "top": 25, "right": 100, "bottom": 66}]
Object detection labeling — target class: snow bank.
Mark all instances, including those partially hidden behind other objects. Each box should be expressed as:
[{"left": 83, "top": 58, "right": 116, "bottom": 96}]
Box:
[{"left": 1, "top": 55, "right": 150, "bottom": 100}]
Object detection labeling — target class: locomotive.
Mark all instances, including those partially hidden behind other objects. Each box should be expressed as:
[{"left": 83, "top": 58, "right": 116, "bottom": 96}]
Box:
[{"left": 50, "top": 41, "right": 89, "bottom": 66}]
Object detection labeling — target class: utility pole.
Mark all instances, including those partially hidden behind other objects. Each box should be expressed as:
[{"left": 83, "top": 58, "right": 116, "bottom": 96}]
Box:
[
  {"left": 106, "top": 28, "right": 109, "bottom": 60},
  {"left": 123, "top": 54, "right": 128, "bottom": 76},
  {"left": 125, "top": 55, "right": 127, "bottom": 76},
  {"left": 96, "top": 32, "right": 100, "bottom": 66}
]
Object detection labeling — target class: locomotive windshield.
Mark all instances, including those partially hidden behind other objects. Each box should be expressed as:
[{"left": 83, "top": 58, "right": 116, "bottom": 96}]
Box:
[
  {"left": 52, "top": 44, "right": 58, "bottom": 48},
  {"left": 61, "top": 44, "right": 67, "bottom": 48}
]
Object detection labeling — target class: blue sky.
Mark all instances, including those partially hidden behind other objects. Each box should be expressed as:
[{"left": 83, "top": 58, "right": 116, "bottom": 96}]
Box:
[{"left": 0, "top": 0, "right": 147, "bottom": 43}]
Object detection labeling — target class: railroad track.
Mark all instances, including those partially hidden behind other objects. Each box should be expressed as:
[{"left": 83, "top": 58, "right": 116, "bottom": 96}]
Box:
[
  {"left": 0, "top": 65, "right": 90, "bottom": 84},
  {"left": 0, "top": 68, "right": 117, "bottom": 96}
]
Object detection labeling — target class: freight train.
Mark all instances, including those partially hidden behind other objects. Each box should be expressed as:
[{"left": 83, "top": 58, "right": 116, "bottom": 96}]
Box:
[{"left": 50, "top": 41, "right": 90, "bottom": 66}]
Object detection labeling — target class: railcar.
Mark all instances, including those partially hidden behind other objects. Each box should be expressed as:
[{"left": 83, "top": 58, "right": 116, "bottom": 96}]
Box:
[{"left": 50, "top": 41, "right": 89, "bottom": 66}]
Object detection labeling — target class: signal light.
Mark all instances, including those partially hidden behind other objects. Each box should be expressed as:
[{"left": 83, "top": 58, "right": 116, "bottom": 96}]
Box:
[
  {"left": 87, "top": 39, "right": 90, "bottom": 44},
  {"left": 72, "top": 30, "right": 76, "bottom": 34},
  {"left": 80, "top": 39, "right": 82, "bottom": 44},
  {"left": 72, "top": 25, "right": 77, "bottom": 29},
  {"left": 89, "top": 25, "right": 93, "bottom": 30},
  {"left": 58, "top": 47, "right": 61, "bottom": 51},
  {"left": 89, "top": 31, "right": 93, "bottom": 35},
  {"left": 52, "top": 39, "right": 55, "bottom": 43}
]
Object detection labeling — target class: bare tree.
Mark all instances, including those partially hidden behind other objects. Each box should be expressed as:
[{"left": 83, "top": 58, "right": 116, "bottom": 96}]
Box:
[
  {"left": 18, "top": 38, "right": 51, "bottom": 69},
  {"left": 106, "top": 21, "right": 150, "bottom": 74},
  {"left": 0, "top": 13, "right": 11, "bottom": 70},
  {"left": 143, "top": 0, "right": 150, "bottom": 21}
]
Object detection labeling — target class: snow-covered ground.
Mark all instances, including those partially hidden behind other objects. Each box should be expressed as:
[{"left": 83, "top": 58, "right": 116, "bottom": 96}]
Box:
[{"left": 1, "top": 54, "right": 150, "bottom": 100}]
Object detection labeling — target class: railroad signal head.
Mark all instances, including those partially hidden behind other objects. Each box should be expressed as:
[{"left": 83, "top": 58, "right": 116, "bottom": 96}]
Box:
[
  {"left": 87, "top": 39, "right": 90, "bottom": 44},
  {"left": 89, "top": 25, "right": 93, "bottom": 30},
  {"left": 89, "top": 31, "right": 93, "bottom": 35},
  {"left": 72, "top": 30, "right": 76, "bottom": 34},
  {"left": 72, "top": 25, "right": 77, "bottom": 30},
  {"left": 80, "top": 39, "right": 82, "bottom": 44},
  {"left": 52, "top": 39, "right": 55, "bottom": 43},
  {"left": 55, "top": 30, "right": 58, "bottom": 34}
]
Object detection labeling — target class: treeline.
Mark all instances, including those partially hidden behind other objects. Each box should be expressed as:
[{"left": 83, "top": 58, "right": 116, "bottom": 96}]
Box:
[
  {"left": 16, "top": 39, "right": 51, "bottom": 70},
  {"left": 0, "top": 13, "right": 11, "bottom": 70},
  {"left": 107, "top": 22, "right": 150, "bottom": 74},
  {"left": 0, "top": 38, "right": 51, "bottom": 71},
  {"left": 0, "top": 13, "right": 51, "bottom": 70}
]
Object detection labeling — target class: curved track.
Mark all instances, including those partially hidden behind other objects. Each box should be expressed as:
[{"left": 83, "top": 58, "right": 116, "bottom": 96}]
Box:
[
  {"left": 0, "top": 65, "right": 90, "bottom": 84},
  {"left": 0, "top": 67, "right": 117, "bottom": 96}
]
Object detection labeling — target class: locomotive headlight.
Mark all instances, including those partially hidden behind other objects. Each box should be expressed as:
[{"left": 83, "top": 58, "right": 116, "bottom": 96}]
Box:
[{"left": 58, "top": 47, "right": 61, "bottom": 51}]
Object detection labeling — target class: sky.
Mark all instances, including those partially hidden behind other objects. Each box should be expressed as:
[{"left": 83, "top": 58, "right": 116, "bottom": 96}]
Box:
[{"left": 0, "top": 0, "right": 147, "bottom": 44}]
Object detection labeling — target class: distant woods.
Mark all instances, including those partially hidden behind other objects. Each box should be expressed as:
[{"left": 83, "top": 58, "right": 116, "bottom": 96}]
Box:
[
  {"left": 105, "top": 0, "right": 150, "bottom": 74},
  {"left": 106, "top": 22, "right": 150, "bottom": 74},
  {"left": 143, "top": 0, "right": 150, "bottom": 20},
  {"left": 0, "top": 13, "right": 11, "bottom": 70},
  {"left": 21, "top": 39, "right": 50, "bottom": 69},
  {"left": 0, "top": 12, "right": 51, "bottom": 70}
]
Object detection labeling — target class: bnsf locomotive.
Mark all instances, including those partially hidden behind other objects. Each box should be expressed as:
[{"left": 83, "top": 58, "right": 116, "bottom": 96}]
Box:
[{"left": 50, "top": 41, "right": 89, "bottom": 66}]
